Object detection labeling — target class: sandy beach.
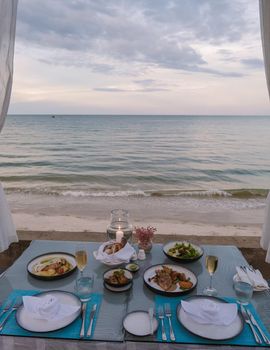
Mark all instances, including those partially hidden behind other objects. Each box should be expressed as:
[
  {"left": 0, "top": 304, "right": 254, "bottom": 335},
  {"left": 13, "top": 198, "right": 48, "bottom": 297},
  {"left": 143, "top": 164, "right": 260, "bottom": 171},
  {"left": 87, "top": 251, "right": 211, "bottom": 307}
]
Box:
[{"left": 8, "top": 193, "right": 265, "bottom": 237}]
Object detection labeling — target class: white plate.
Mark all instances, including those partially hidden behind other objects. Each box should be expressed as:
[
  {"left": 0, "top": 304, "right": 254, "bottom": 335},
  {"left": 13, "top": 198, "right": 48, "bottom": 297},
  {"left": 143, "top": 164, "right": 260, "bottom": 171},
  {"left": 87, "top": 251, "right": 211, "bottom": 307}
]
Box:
[
  {"left": 104, "top": 281, "right": 133, "bottom": 292},
  {"left": 233, "top": 274, "right": 269, "bottom": 292},
  {"left": 177, "top": 296, "right": 244, "bottom": 340},
  {"left": 123, "top": 311, "right": 158, "bottom": 336},
  {"left": 143, "top": 264, "right": 197, "bottom": 296},
  {"left": 16, "top": 291, "right": 82, "bottom": 332},
  {"left": 27, "top": 253, "right": 77, "bottom": 280}
]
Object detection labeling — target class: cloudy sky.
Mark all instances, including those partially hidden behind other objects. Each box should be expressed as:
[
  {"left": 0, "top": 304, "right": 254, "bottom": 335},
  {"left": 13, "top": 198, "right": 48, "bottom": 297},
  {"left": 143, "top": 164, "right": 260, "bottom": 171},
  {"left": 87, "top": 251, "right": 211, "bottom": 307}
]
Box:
[{"left": 9, "top": 0, "right": 270, "bottom": 115}]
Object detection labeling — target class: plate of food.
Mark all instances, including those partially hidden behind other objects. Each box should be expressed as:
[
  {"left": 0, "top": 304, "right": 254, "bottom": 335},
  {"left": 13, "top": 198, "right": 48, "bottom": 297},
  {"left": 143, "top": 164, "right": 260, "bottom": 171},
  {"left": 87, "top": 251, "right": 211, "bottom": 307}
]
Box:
[
  {"left": 143, "top": 264, "right": 197, "bottom": 296},
  {"left": 163, "top": 241, "right": 203, "bottom": 263},
  {"left": 103, "top": 268, "right": 133, "bottom": 288},
  {"left": 27, "top": 252, "right": 77, "bottom": 280}
]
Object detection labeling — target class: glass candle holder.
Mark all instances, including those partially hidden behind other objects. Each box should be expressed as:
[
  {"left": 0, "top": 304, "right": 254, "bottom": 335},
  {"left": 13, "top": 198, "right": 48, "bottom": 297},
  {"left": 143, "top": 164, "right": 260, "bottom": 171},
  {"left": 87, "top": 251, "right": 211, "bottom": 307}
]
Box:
[{"left": 106, "top": 209, "right": 133, "bottom": 242}]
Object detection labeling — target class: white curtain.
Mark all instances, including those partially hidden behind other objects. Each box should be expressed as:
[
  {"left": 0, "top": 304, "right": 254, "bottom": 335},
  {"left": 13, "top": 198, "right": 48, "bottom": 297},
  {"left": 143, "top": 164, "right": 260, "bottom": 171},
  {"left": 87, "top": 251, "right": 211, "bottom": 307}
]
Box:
[
  {"left": 259, "top": 0, "right": 270, "bottom": 262},
  {"left": 0, "top": 0, "right": 18, "bottom": 252}
]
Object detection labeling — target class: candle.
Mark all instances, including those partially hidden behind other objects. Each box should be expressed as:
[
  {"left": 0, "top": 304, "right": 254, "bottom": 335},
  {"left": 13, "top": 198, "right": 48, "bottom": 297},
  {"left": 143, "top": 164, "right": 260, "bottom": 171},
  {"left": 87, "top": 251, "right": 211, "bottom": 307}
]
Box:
[{"left": 116, "top": 228, "right": 124, "bottom": 243}]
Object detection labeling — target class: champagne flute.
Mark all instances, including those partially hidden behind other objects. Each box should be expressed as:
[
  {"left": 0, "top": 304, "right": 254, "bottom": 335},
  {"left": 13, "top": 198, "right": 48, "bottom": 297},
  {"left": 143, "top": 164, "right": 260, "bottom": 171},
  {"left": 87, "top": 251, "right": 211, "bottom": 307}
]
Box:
[
  {"left": 203, "top": 255, "right": 218, "bottom": 296},
  {"left": 75, "top": 244, "right": 88, "bottom": 278}
]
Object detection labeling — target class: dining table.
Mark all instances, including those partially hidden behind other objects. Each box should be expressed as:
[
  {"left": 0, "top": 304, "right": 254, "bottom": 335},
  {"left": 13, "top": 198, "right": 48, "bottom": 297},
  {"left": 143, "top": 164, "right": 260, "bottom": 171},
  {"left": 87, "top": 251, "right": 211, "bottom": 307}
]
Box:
[{"left": 0, "top": 239, "right": 270, "bottom": 350}]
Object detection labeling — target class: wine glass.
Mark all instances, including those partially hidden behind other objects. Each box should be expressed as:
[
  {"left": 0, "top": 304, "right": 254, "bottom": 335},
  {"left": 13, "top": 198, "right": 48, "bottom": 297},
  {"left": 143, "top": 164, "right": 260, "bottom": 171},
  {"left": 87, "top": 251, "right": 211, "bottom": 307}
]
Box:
[
  {"left": 203, "top": 255, "right": 218, "bottom": 296},
  {"left": 75, "top": 244, "right": 88, "bottom": 277}
]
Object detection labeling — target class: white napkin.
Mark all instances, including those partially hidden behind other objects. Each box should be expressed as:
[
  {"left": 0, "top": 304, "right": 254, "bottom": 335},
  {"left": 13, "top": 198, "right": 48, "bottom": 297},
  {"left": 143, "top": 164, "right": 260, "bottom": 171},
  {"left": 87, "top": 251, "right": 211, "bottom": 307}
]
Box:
[
  {"left": 181, "top": 299, "right": 238, "bottom": 326},
  {"left": 235, "top": 266, "right": 269, "bottom": 290},
  {"left": 94, "top": 240, "right": 135, "bottom": 264},
  {"left": 23, "top": 295, "right": 80, "bottom": 321}
]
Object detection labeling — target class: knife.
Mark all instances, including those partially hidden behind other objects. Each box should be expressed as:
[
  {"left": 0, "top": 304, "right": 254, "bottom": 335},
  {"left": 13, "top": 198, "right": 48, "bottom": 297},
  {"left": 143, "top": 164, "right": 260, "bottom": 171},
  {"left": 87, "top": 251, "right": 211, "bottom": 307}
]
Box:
[
  {"left": 247, "top": 309, "right": 270, "bottom": 344},
  {"left": 148, "top": 307, "right": 154, "bottom": 335},
  {"left": 240, "top": 305, "right": 262, "bottom": 344},
  {"left": 79, "top": 303, "right": 87, "bottom": 338},
  {"left": 87, "top": 304, "right": 97, "bottom": 337}
]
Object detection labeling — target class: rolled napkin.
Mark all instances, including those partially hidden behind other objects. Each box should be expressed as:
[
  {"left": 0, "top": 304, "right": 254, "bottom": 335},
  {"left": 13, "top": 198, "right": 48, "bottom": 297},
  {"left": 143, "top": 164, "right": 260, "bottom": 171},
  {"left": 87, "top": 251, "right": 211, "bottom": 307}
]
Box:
[
  {"left": 235, "top": 266, "right": 269, "bottom": 290},
  {"left": 94, "top": 240, "right": 135, "bottom": 264},
  {"left": 23, "top": 295, "right": 80, "bottom": 321},
  {"left": 181, "top": 299, "right": 238, "bottom": 326}
]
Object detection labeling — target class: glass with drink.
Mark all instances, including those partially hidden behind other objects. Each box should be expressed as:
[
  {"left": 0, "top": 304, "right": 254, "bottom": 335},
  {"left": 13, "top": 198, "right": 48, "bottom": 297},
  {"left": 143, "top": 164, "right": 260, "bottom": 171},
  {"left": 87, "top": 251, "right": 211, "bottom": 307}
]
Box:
[
  {"left": 75, "top": 244, "right": 88, "bottom": 277},
  {"left": 203, "top": 255, "right": 218, "bottom": 296},
  {"left": 234, "top": 281, "right": 253, "bottom": 305}
]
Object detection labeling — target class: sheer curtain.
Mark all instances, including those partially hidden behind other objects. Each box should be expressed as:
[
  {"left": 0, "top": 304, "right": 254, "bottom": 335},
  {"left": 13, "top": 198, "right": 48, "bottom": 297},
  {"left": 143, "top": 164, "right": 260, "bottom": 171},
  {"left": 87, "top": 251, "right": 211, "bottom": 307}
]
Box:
[
  {"left": 0, "top": 0, "right": 18, "bottom": 252},
  {"left": 259, "top": 0, "right": 270, "bottom": 262}
]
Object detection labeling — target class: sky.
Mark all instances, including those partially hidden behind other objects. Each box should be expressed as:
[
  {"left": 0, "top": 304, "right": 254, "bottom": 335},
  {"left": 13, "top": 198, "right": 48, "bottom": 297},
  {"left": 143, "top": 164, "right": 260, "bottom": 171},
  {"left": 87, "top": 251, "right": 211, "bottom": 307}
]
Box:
[{"left": 9, "top": 0, "right": 270, "bottom": 115}]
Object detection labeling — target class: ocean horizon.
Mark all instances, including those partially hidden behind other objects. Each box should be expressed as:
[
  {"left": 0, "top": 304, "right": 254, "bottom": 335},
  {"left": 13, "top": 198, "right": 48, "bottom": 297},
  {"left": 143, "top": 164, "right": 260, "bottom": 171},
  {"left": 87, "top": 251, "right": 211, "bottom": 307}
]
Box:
[{"left": 0, "top": 114, "right": 269, "bottom": 211}]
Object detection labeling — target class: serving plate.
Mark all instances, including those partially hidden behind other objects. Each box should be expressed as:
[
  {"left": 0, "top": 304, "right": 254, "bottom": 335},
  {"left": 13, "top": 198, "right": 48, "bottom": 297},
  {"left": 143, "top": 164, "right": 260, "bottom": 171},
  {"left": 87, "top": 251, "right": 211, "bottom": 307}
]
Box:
[
  {"left": 123, "top": 310, "right": 158, "bottom": 336},
  {"left": 163, "top": 241, "right": 203, "bottom": 263},
  {"left": 103, "top": 268, "right": 133, "bottom": 288},
  {"left": 177, "top": 296, "right": 244, "bottom": 340},
  {"left": 104, "top": 281, "right": 133, "bottom": 292},
  {"left": 143, "top": 264, "right": 197, "bottom": 296},
  {"left": 16, "top": 290, "right": 81, "bottom": 332},
  {"left": 27, "top": 252, "right": 77, "bottom": 280}
]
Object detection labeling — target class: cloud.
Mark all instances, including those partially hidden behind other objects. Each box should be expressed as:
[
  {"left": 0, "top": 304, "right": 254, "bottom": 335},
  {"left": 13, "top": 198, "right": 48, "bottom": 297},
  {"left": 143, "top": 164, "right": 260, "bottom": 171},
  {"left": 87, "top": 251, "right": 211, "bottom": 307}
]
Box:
[
  {"left": 94, "top": 87, "right": 170, "bottom": 93},
  {"left": 16, "top": 0, "right": 259, "bottom": 76},
  {"left": 241, "top": 58, "right": 264, "bottom": 69}
]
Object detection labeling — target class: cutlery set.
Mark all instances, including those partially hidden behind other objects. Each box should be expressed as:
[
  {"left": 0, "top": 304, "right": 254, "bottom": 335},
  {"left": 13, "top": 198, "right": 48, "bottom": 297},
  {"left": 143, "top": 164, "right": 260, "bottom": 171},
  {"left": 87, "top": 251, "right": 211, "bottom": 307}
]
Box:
[
  {"left": 158, "top": 303, "right": 175, "bottom": 342},
  {"left": 240, "top": 304, "right": 270, "bottom": 345},
  {"left": 0, "top": 297, "right": 22, "bottom": 332},
  {"left": 80, "top": 302, "right": 97, "bottom": 338}
]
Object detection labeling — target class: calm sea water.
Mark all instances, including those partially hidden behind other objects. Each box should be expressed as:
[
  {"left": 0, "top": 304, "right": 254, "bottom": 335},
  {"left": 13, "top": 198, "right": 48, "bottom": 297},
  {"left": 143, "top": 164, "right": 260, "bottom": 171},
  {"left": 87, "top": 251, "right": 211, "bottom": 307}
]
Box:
[{"left": 0, "top": 115, "right": 269, "bottom": 200}]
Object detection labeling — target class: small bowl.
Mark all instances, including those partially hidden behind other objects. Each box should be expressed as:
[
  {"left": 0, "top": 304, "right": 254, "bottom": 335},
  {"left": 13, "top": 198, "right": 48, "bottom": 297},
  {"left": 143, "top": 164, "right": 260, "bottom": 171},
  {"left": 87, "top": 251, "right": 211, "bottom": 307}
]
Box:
[
  {"left": 103, "top": 268, "right": 133, "bottom": 288},
  {"left": 125, "top": 263, "right": 140, "bottom": 273},
  {"left": 163, "top": 241, "right": 203, "bottom": 263}
]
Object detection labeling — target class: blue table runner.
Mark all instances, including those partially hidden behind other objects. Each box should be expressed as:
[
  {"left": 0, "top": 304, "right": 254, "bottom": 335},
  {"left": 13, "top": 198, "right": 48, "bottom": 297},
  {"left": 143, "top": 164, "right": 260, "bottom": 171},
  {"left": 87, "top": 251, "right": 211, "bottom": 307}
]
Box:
[
  {"left": 0, "top": 289, "right": 102, "bottom": 340},
  {"left": 155, "top": 295, "right": 270, "bottom": 347}
]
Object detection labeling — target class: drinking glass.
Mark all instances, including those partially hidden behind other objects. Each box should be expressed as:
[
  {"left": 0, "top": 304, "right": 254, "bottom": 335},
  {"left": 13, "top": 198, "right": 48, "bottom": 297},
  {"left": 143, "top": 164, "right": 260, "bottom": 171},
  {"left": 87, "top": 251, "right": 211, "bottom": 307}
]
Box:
[
  {"left": 234, "top": 281, "right": 253, "bottom": 305},
  {"left": 75, "top": 273, "right": 94, "bottom": 302},
  {"left": 75, "top": 244, "right": 88, "bottom": 277},
  {"left": 203, "top": 255, "right": 218, "bottom": 296}
]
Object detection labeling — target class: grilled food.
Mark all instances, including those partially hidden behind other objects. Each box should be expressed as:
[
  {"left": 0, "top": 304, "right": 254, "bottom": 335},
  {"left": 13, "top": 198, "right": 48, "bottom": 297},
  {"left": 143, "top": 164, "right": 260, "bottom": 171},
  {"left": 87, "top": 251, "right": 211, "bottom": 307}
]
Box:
[
  {"left": 105, "top": 269, "right": 131, "bottom": 286},
  {"left": 148, "top": 265, "right": 193, "bottom": 291},
  {"left": 33, "top": 257, "right": 72, "bottom": 277}
]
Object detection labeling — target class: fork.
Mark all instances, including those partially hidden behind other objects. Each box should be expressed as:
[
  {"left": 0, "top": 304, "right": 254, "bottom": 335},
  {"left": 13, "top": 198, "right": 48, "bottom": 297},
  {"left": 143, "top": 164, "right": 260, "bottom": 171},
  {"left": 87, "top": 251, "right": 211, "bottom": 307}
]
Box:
[
  {"left": 158, "top": 306, "right": 167, "bottom": 341},
  {"left": 164, "top": 303, "right": 175, "bottom": 342},
  {"left": 0, "top": 297, "right": 22, "bottom": 331},
  {"left": 0, "top": 299, "right": 13, "bottom": 319}
]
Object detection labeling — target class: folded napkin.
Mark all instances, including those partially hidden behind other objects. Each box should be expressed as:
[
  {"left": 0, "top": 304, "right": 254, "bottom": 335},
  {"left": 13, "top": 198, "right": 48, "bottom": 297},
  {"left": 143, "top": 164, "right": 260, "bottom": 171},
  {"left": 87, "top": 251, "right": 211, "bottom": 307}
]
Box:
[
  {"left": 94, "top": 240, "right": 135, "bottom": 264},
  {"left": 23, "top": 295, "right": 80, "bottom": 321},
  {"left": 235, "top": 266, "right": 269, "bottom": 290},
  {"left": 181, "top": 299, "right": 238, "bottom": 326}
]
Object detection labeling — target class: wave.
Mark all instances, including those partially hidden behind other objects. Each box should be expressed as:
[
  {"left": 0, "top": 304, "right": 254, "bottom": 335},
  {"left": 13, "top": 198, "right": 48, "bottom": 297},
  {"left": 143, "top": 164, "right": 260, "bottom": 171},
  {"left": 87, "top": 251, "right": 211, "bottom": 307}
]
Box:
[{"left": 4, "top": 186, "right": 269, "bottom": 199}]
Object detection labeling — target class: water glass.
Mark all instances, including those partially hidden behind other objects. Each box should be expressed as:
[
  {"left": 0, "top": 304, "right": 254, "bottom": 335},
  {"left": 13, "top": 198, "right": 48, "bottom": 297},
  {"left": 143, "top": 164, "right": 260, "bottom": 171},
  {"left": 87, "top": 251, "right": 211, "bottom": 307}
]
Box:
[
  {"left": 75, "top": 274, "right": 94, "bottom": 301},
  {"left": 234, "top": 281, "right": 253, "bottom": 305}
]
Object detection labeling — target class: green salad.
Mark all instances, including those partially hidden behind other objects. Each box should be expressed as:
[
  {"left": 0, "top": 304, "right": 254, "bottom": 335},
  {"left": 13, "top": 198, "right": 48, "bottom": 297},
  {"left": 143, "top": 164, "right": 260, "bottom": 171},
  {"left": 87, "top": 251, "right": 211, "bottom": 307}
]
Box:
[{"left": 167, "top": 242, "right": 200, "bottom": 259}]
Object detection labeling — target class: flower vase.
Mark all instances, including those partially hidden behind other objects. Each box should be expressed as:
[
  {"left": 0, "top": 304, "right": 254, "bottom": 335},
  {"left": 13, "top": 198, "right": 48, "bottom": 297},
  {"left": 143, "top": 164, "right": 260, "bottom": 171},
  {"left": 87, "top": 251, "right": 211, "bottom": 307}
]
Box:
[{"left": 138, "top": 239, "right": 152, "bottom": 253}]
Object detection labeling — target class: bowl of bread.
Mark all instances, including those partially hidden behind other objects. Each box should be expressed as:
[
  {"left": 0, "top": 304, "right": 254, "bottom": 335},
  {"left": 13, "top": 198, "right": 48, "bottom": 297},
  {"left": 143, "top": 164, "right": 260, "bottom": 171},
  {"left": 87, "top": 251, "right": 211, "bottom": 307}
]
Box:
[{"left": 93, "top": 238, "right": 136, "bottom": 266}]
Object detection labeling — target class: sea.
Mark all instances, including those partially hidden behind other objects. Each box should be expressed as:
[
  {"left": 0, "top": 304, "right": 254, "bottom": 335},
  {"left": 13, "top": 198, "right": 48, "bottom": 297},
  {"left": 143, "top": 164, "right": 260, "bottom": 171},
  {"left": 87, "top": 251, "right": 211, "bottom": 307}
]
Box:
[{"left": 0, "top": 114, "right": 269, "bottom": 213}]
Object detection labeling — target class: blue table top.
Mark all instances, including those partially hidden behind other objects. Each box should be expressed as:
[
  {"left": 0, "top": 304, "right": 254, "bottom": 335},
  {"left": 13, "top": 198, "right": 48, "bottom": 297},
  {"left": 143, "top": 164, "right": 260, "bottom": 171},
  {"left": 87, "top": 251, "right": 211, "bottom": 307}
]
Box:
[{"left": 1, "top": 240, "right": 270, "bottom": 347}]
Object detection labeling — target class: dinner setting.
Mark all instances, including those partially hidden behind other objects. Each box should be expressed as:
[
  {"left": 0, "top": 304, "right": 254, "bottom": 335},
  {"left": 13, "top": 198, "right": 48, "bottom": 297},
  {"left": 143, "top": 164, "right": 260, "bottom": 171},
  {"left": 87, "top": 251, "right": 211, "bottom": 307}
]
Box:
[{"left": 1, "top": 208, "right": 270, "bottom": 349}]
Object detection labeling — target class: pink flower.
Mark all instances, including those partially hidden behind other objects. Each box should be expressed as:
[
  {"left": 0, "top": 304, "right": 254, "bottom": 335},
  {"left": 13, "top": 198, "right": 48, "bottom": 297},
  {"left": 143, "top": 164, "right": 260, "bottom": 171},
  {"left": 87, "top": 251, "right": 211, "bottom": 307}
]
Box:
[{"left": 134, "top": 226, "right": 157, "bottom": 243}]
